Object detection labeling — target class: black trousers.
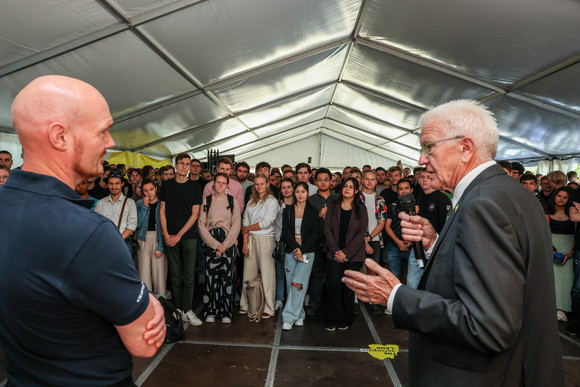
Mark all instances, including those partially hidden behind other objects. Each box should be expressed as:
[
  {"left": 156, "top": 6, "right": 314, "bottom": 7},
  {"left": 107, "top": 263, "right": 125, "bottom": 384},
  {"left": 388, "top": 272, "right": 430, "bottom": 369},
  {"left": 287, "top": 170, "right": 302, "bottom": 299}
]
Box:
[{"left": 325, "top": 259, "right": 362, "bottom": 326}]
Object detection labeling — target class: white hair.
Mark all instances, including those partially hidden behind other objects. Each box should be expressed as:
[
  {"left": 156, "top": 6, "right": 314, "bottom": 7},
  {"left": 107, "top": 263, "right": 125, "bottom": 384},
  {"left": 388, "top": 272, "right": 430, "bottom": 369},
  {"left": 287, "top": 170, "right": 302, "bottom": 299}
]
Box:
[{"left": 419, "top": 100, "right": 499, "bottom": 160}]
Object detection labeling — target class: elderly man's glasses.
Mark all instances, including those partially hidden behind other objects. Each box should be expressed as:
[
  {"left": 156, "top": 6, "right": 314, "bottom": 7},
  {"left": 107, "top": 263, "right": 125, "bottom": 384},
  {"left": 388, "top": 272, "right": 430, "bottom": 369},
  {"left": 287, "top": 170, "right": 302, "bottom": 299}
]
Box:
[{"left": 421, "top": 136, "right": 465, "bottom": 157}]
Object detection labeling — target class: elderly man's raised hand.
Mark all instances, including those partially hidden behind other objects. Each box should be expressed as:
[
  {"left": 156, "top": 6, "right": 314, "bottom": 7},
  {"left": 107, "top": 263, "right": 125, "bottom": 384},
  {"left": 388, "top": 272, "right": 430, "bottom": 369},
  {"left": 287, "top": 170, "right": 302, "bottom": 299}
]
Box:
[
  {"left": 342, "top": 259, "right": 400, "bottom": 306},
  {"left": 399, "top": 212, "right": 438, "bottom": 251}
]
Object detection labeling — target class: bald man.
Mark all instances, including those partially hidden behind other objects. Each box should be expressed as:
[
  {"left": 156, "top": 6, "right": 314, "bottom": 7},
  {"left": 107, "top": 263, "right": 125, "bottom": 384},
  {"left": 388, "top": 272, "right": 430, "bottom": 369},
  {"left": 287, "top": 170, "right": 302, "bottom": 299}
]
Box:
[{"left": 0, "top": 76, "right": 166, "bottom": 386}]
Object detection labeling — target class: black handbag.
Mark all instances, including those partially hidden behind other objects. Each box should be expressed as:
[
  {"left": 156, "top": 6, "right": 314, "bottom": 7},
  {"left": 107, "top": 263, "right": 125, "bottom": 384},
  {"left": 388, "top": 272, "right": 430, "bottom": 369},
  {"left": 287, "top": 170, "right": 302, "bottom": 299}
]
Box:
[{"left": 272, "top": 238, "right": 286, "bottom": 262}]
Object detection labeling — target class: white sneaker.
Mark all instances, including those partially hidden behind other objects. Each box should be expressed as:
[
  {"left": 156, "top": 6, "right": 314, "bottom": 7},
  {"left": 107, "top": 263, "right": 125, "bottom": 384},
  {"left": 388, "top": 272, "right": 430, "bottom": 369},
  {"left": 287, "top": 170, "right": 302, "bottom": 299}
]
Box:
[
  {"left": 282, "top": 322, "right": 292, "bottom": 331},
  {"left": 186, "top": 310, "right": 202, "bottom": 326},
  {"left": 295, "top": 318, "right": 304, "bottom": 327},
  {"left": 178, "top": 309, "right": 187, "bottom": 322},
  {"left": 384, "top": 308, "right": 392, "bottom": 315},
  {"left": 274, "top": 300, "right": 283, "bottom": 311},
  {"left": 222, "top": 317, "right": 232, "bottom": 324},
  {"left": 205, "top": 315, "right": 215, "bottom": 323},
  {"left": 557, "top": 310, "right": 568, "bottom": 322}
]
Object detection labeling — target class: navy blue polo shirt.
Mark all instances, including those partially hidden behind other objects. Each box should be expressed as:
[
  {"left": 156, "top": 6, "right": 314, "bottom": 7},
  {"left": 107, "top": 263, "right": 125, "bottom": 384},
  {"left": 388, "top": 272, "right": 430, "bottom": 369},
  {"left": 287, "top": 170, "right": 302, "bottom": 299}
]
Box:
[{"left": 0, "top": 170, "right": 149, "bottom": 386}]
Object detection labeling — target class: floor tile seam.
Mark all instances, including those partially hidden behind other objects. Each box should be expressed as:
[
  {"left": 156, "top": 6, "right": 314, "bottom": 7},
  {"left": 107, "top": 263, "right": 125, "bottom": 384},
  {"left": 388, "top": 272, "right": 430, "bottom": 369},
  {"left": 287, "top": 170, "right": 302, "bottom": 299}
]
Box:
[
  {"left": 560, "top": 332, "right": 580, "bottom": 349},
  {"left": 265, "top": 312, "right": 284, "bottom": 387},
  {"left": 562, "top": 355, "right": 580, "bottom": 361},
  {"left": 135, "top": 343, "right": 174, "bottom": 386},
  {"left": 177, "top": 339, "right": 405, "bottom": 354},
  {"left": 360, "top": 304, "right": 403, "bottom": 387}
]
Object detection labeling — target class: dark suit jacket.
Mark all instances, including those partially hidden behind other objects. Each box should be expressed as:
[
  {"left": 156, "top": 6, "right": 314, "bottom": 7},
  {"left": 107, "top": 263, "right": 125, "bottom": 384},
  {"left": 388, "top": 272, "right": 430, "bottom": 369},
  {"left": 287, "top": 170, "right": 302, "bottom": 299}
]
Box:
[
  {"left": 282, "top": 203, "right": 321, "bottom": 254},
  {"left": 324, "top": 199, "right": 368, "bottom": 262},
  {"left": 392, "top": 164, "right": 564, "bottom": 386}
]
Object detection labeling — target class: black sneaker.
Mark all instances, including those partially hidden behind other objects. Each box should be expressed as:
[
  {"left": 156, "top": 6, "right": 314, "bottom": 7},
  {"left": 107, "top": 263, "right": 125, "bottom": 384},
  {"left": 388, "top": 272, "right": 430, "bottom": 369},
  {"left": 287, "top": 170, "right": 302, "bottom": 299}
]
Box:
[
  {"left": 306, "top": 306, "right": 318, "bottom": 316},
  {"left": 564, "top": 325, "right": 577, "bottom": 336},
  {"left": 369, "top": 304, "right": 382, "bottom": 315},
  {"left": 338, "top": 324, "right": 350, "bottom": 331},
  {"left": 325, "top": 324, "right": 336, "bottom": 332}
]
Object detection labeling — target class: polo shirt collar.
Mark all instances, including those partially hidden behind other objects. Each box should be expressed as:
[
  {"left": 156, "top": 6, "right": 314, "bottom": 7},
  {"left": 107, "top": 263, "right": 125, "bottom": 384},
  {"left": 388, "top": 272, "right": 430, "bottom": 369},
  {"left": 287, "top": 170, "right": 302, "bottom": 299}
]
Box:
[{"left": 5, "top": 169, "right": 95, "bottom": 209}]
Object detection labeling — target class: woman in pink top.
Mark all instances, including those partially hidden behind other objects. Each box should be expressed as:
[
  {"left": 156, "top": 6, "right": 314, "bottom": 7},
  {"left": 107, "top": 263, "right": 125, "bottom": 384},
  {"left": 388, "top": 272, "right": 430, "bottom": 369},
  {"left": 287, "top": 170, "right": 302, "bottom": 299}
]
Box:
[{"left": 198, "top": 173, "right": 241, "bottom": 324}]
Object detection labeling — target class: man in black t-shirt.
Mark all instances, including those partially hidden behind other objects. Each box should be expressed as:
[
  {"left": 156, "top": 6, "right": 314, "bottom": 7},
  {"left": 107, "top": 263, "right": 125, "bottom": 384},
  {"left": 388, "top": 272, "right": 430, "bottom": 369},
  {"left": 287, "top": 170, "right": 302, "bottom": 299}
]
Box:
[
  {"left": 160, "top": 153, "right": 203, "bottom": 327},
  {"left": 417, "top": 171, "right": 452, "bottom": 234},
  {"left": 379, "top": 166, "right": 403, "bottom": 265}
]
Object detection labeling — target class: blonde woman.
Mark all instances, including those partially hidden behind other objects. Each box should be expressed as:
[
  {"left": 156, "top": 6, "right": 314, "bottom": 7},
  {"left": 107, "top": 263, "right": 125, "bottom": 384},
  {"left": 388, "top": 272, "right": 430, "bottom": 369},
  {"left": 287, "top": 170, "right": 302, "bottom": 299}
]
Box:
[{"left": 240, "top": 174, "right": 280, "bottom": 318}]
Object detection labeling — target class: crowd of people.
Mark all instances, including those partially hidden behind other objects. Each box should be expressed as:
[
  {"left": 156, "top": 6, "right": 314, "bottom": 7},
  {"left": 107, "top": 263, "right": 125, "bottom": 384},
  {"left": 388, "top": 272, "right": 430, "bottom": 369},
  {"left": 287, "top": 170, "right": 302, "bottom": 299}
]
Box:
[
  {"left": 0, "top": 76, "right": 574, "bottom": 385},
  {"left": 6, "top": 145, "right": 576, "bottom": 334}
]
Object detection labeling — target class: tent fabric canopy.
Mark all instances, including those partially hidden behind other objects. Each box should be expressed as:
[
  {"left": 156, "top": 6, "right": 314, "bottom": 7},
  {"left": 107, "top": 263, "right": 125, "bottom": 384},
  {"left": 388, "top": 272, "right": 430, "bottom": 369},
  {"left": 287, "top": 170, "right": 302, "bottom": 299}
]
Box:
[{"left": 1, "top": 0, "right": 579, "bottom": 169}]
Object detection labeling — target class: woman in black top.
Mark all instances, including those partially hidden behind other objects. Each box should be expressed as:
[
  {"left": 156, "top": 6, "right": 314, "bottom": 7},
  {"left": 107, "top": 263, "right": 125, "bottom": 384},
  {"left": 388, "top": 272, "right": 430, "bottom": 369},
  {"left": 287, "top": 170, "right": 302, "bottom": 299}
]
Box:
[{"left": 324, "top": 177, "right": 368, "bottom": 331}]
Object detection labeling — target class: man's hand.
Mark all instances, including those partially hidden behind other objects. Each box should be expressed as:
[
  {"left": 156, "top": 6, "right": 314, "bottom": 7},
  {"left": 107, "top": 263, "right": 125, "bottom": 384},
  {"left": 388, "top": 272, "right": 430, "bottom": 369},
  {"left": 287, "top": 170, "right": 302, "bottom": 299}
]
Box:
[
  {"left": 395, "top": 239, "right": 410, "bottom": 252},
  {"left": 365, "top": 243, "right": 374, "bottom": 255},
  {"left": 343, "top": 258, "right": 401, "bottom": 306},
  {"left": 319, "top": 207, "right": 328, "bottom": 219},
  {"left": 399, "top": 212, "right": 437, "bottom": 251},
  {"left": 154, "top": 250, "right": 162, "bottom": 258},
  {"left": 143, "top": 295, "right": 166, "bottom": 348}
]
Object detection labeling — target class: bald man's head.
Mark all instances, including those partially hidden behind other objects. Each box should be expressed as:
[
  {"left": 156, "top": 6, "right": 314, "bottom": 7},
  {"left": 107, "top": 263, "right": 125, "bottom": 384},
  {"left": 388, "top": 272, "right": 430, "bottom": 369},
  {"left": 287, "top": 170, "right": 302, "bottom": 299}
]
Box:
[{"left": 11, "top": 75, "right": 114, "bottom": 187}]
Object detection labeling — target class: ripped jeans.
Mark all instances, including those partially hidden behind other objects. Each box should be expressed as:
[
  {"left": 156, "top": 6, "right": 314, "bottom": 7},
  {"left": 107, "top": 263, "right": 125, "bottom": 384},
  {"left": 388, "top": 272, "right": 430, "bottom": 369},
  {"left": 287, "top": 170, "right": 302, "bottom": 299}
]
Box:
[{"left": 282, "top": 251, "right": 315, "bottom": 325}]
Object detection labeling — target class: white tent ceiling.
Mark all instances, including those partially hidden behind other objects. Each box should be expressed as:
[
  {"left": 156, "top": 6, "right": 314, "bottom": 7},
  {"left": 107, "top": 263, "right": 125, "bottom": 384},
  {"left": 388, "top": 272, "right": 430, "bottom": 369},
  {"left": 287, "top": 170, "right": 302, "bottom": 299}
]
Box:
[{"left": 1, "top": 0, "right": 579, "bottom": 169}]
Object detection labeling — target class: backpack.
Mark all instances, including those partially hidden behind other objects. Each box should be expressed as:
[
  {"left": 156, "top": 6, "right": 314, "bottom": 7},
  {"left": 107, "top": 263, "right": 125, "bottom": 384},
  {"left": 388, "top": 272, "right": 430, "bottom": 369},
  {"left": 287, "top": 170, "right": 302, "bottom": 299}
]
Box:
[
  {"left": 204, "top": 194, "right": 234, "bottom": 214},
  {"left": 159, "top": 298, "right": 185, "bottom": 344},
  {"left": 245, "top": 279, "right": 265, "bottom": 323}
]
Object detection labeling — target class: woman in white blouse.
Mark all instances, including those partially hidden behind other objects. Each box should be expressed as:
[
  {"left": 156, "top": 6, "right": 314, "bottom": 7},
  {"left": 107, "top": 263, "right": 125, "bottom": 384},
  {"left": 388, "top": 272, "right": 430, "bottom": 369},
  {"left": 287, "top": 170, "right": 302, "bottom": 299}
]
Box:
[{"left": 240, "top": 174, "right": 280, "bottom": 318}]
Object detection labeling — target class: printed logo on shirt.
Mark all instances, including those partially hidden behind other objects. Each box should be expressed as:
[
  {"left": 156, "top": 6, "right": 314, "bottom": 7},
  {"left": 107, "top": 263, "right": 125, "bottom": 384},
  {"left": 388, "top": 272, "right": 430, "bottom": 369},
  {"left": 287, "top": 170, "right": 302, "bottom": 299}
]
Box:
[
  {"left": 136, "top": 281, "right": 145, "bottom": 303},
  {"left": 429, "top": 203, "right": 435, "bottom": 212}
]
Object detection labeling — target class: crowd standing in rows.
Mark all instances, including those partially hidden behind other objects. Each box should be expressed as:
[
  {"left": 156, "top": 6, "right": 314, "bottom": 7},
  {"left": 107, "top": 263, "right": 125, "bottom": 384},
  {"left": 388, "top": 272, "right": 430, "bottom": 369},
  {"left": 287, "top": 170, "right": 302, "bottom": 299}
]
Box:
[{"left": 5, "top": 145, "right": 577, "bottom": 335}]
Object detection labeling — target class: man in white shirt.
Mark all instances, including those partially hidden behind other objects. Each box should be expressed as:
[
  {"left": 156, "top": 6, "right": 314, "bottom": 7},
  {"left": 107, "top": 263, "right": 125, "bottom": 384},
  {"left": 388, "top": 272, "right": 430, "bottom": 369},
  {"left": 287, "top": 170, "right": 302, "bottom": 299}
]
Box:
[
  {"left": 295, "top": 162, "right": 318, "bottom": 196},
  {"left": 95, "top": 168, "right": 137, "bottom": 252}
]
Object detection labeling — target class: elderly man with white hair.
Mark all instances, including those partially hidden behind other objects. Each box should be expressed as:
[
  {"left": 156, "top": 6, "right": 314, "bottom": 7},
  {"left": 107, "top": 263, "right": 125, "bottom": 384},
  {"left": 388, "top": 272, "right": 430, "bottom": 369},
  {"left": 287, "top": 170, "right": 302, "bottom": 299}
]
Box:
[{"left": 344, "top": 100, "right": 564, "bottom": 386}]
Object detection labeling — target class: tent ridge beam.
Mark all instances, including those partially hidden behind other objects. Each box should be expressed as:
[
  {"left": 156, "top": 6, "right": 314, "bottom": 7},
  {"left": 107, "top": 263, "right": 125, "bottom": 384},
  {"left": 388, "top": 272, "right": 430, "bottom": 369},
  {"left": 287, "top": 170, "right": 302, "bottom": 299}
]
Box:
[
  {"left": 332, "top": 103, "right": 414, "bottom": 133},
  {"left": 320, "top": 128, "right": 417, "bottom": 164},
  {"left": 130, "top": 116, "right": 232, "bottom": 152},
  {"left": 498, "top": 135, "right": 554, "bottom": 158},
  {"left": 326, "top": 117, "right": 419, "bottom": 154},
  {"left": 356, "top": 37, "right": 507, "bottom": 94},
  {"left": 204, "top": 37, "right": 352, "bottom": 91},
  {"left": 341, "top": 80, "right": 426, "bottom": 112},
  {"left": 184, "top": 117, "right": 323, "bottom": 154}
]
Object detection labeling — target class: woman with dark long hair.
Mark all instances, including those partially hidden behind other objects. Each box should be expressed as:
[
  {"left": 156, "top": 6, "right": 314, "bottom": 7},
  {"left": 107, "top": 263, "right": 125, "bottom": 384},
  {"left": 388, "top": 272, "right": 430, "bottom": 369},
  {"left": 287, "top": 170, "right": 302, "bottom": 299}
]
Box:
[
  {"left": 198, "top": 173, "right": 241, "bottom": 323},
  {"left": 280, "top": 181, "right": 320, "bottom": 330},
  {"left": 324, "top": 177, "right": 368, "bottom": 331},
  {"left": 135, "top": 178, "right": 167, "bottom": 298},
  {"left": 273, "top": 177, "right": 296, "bottom": 311},
  {"left": 547, "top": 186, "right": 575, "bottom": 321}
]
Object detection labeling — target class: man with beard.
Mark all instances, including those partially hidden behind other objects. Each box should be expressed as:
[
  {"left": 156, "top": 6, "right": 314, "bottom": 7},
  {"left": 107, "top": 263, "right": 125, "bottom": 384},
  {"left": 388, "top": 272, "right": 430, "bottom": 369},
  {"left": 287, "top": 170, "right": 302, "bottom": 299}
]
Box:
[
  {"left": 95, "top": 168, "right": 138, "bottom": 253},
  {"left": 0, "top": 76, "right": 165, "bottom": 386}
]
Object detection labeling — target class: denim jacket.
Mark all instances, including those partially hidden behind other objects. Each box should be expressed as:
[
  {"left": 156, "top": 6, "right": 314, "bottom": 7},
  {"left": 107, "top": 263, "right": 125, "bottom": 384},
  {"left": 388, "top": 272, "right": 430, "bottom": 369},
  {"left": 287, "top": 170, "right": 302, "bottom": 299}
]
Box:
[{"left": 136, "top": 199, "right": 164, "bottom": 253}]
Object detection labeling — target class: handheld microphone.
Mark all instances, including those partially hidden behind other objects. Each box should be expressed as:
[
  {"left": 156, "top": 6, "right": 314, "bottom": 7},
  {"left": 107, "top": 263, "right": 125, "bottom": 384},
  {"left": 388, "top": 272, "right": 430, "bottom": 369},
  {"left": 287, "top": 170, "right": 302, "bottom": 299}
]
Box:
[{"left": 400, "top": 193, "right": 426, "bottom": 268}]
